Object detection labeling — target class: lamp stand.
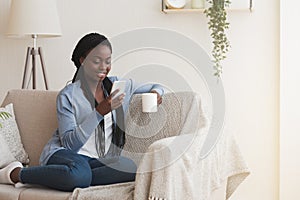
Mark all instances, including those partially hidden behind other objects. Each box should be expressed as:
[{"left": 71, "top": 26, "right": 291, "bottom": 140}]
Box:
[{"left": 22, "top": 35, "right": 49, "bottom": 90}]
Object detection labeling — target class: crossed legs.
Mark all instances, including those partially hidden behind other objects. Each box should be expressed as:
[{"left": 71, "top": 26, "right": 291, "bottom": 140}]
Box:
[{"left": 1, "top": 149, "right": 137, "bottom": 192}]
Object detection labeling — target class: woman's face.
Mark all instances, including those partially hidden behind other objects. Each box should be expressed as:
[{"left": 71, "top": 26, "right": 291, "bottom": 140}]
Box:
[{"left": 80, "top": 44, "right": 112, "bottom": 83}]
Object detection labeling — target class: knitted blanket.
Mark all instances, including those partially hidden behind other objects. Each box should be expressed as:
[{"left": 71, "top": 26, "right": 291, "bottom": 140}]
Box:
[
  {"left": 70, "top": 182, "right": 134, "bottom": 200},
  {"left": 70, "top": 92, "right": 249, "bottom": 200},
  {"left": 134, "top": 130, "right": 250, "bottom": 200}
]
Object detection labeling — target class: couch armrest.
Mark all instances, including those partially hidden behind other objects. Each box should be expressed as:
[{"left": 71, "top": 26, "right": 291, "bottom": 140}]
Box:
[{"left": 122, "top": 92, "right": 206, "bottom": 165}]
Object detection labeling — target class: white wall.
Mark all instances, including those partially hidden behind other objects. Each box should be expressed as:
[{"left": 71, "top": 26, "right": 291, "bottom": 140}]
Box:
[
  {"left": 0, "top": 0, "right": 279, "bottom": 199},
  {"left": 280, "top": 0, "right": 300, "bottom": 199},
  {"left": 223, "top": 0, "right": 279, "bottom": 199}
]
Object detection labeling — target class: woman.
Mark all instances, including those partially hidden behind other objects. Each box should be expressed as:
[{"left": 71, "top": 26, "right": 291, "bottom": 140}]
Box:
[{"left": 0, "top": 33, "right": 164, "bottom": 191}]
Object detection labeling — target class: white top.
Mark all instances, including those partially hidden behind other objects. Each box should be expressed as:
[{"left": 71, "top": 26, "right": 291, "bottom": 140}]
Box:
[{"left": 78, "top": 112, "right": 113, "bottom": 157}]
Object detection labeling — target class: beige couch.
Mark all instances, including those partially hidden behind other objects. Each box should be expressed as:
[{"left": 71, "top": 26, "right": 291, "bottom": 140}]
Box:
[{"left": 0, "top": 89, "right": 241, "bottom": 200}]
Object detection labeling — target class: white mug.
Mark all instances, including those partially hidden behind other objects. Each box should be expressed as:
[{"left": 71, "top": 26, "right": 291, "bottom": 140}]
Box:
[{"left": 142, "top": 93, "right": 157, "bottom": 113}]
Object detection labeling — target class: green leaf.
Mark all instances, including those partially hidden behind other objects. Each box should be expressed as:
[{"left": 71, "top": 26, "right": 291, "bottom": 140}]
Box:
[
  {"left": 0, "top": 111, "right": 12, "bottom": 120},
  {"left": 0, "top": 112, "right": 12, "bottom": 129}
]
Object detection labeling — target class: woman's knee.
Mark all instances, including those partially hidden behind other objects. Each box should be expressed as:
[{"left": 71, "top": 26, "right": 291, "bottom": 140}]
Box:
[
  {"left": 58, "top": 165, "right": 92, "bottom": 191},
  {"left": 46, "top": 150, "right": 93, "bottom": 191}
]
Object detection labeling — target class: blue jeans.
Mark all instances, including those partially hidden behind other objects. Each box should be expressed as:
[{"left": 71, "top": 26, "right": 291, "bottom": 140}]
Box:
[{"left": 19, "top": 149, "right": 137, "bottom": 191}]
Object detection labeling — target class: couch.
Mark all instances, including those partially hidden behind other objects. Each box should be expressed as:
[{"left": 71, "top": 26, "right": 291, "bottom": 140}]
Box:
[{"left": 0, "top": 89, "right": 249, "bottom": 200}]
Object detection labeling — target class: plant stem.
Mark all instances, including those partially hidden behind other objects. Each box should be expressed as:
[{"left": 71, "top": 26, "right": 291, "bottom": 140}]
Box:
[{"left": 205, "top": 0, "right": 231, "bottom": 77}]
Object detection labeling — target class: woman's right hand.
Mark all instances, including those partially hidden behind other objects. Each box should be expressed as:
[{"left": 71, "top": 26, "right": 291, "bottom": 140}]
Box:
[{"left": 96, "top": 89, "right": 126, "bottom": 116}]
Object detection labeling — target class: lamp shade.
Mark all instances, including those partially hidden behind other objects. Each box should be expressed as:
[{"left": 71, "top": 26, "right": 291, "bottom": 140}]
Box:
[{"left": 6, "top": 0, "right": 62, "bottom": 37}]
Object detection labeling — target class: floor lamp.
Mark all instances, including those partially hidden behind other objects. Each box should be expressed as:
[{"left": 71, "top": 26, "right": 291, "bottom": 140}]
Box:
[{"left": 6, "top": 0, "right": 62, "bottom": 90}]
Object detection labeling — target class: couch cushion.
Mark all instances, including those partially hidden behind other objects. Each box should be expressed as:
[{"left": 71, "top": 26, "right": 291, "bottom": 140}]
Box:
[
  {"left": 1, "top": 89, "right": 59, "bottom": 166},
  {"left": 19, "top": 186, "right": 71, "bottom": 200},
  {"left": 0, "top": 184, "right": 26, "bottom": 200}
]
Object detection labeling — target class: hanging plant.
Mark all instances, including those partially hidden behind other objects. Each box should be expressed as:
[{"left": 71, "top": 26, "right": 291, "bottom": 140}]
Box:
[{"left": 204, "top": 0, "right": 231, "bottom": 77}]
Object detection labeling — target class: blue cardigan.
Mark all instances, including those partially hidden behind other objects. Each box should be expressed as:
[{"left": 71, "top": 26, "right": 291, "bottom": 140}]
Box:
[{"left": 39, "top": 76, "right": 164, "bottom": 166}]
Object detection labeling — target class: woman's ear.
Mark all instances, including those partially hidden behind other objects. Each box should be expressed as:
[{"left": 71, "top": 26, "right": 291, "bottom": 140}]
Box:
[{"left": 79, "top": 57, "right": 85, "bottom": 65}]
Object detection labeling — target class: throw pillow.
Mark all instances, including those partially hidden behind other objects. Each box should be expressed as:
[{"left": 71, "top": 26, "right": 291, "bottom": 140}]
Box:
[
  {"left": 0, "top": 134, "right": 16, "bottom": 168},
  {"left": 0, "top": 103, "right": 29, "bottom": 164}
]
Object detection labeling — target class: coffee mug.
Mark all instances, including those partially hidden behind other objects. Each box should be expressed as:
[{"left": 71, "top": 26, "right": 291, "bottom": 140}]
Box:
[{"left": 142, "top": 93, "right": 157, "bottom": 113}]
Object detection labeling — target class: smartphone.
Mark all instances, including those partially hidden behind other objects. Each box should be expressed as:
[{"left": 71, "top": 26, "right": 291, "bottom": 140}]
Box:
[{"left": 111, "top": 81, "right": 126, "bottom": 97}]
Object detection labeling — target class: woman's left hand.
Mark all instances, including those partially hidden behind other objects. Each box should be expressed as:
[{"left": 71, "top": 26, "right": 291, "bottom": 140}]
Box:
[{"left": 150, "top": 90, "right": 162, "bottom": 105}]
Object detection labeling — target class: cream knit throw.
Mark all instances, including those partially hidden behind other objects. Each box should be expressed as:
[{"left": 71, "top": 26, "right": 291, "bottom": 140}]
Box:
[
  {"left": 134, "top": 130, "right": 250, "bottom": 200},
  {"left": 70, "top": 92, "right": 249, "bottom": 200},
  {"left": 70, "top": 182, "right": 134, "bottom": 200},
  {"left": 133, "top": 92, "right": 250, "bottom": 200}
]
